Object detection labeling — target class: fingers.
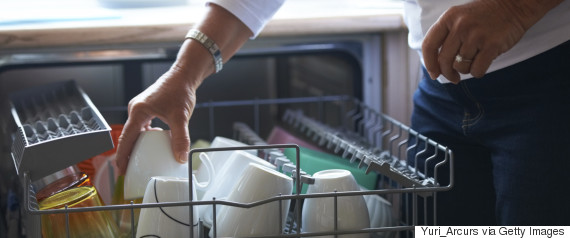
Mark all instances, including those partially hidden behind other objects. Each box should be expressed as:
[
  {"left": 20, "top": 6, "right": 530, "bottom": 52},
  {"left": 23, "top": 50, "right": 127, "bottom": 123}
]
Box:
[
  {"left": 423, "top": 3, "right": 506, "bottom": 83},
  {"left": 115, "top": 110, "right": 151, "bottom": 175},
  {"left": 422, "top": 19, "right": 449, "bottom": 80},
  {"left": 437, "top": 31, "right": 462, "bottom": 83},
  {"left": 115, "top": 109, "right": 190, "bottom": 174},
  {"left": 168, "top": 118, "right": 191, "bottom": 164},
  {"left": 424, "top": 24, "right": 495, "bottom": 83},
  {"left": 453, "top": 45, "right": 478, "bottom": 75},
  {"left": 470, "top": 48, "right": 498, "bottom": 78}
]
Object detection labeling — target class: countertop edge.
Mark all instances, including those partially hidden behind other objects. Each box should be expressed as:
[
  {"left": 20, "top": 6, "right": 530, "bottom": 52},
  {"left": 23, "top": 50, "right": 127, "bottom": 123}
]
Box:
[{"left": 0, "top": 14, "right": 406, "bottom": 52}]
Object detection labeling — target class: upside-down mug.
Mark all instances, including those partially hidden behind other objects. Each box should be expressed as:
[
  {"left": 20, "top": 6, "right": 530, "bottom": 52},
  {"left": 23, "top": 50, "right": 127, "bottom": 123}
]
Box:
[
  {"left": 136, "top": 175, "right": 204, "bottom": 238},
  {"left": 302, "top": 169, "right": 370, "bottom": 238}
]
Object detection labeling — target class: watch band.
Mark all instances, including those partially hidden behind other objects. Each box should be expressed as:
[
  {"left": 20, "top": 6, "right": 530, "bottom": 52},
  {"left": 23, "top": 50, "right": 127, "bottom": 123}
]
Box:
[{"left": 185, "top": 29, "right": 223, "bottom": 73}]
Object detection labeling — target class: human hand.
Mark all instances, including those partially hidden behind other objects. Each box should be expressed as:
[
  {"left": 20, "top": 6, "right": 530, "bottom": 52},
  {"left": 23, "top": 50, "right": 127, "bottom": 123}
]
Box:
[
  {"left": 115, "top": 65, "right": 198, "bottom": 175},
  {"left": 422, "top": 0, "right": 562, "bottom": 83},
  {"left": 113, "top": 3, "right": 258, "bottom": 175}
]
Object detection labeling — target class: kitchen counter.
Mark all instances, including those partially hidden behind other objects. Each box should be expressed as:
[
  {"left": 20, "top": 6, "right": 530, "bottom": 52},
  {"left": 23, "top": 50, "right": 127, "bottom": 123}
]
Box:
[
  {"left": 0, "top": 0, "right": 405, "bottom": 52},
  {"left": 0, "top": 0, "right": 416, "bottom": 126}
]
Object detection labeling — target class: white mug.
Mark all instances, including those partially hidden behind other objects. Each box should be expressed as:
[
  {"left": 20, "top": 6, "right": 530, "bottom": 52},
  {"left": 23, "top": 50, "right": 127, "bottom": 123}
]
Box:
[
  {"left": 212, "top": 162, "right": 293, "bottom": 237},
  {"left": 199, "top": 150, "right": 276, "bottom": 227},
  {"left": 124, "top": 130, "right": 214, "bottom": 200},
  {"left": 136, "top": 176, "right": 202, "bottom": 238},
  {"left": 302, "top": 169, "right": 370, "bottom": 238},
  {"left": 194, "top": 136, "right": 256, "bottom": 186},
  {"left": 364, "top": 193, "right": 394, "bottom": 238}
]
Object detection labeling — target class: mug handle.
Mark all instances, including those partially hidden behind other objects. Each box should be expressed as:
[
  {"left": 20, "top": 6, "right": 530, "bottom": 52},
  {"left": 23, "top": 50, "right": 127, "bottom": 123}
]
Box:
[{"left": 195, "top": 152, "right": 215, "bottom": 191}]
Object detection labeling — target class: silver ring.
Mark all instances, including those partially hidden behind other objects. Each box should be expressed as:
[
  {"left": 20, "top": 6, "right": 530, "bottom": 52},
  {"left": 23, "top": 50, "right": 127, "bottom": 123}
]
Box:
[{"left": 455, "top": 54, "right": 472, "bottom": 63}]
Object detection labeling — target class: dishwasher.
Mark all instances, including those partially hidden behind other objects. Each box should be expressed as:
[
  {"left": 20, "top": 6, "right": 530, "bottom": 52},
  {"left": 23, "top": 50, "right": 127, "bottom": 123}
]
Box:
[{"left": 0, "top": 37, "right": 453, "bottom": 238}]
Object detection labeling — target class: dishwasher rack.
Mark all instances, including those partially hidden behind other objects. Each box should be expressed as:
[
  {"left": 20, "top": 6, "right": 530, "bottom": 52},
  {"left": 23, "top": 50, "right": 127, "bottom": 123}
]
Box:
[{"left": 18, "top": 95, "right": 453, "bottom": 238}]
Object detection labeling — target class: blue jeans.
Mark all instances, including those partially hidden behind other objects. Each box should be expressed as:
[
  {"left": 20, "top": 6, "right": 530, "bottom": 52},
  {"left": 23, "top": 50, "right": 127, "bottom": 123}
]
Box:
[{"left": 408, "top": 40, "right": 570, "bottom": 225}]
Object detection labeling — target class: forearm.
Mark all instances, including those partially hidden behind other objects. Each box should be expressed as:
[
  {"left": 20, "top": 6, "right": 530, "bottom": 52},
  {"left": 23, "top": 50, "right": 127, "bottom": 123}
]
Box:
[
  {"left": 172, "top": 3, "right": 252, "bottom": 90},
  {"left": 115, "top": 2, "right": 275, "bottom": 171}
]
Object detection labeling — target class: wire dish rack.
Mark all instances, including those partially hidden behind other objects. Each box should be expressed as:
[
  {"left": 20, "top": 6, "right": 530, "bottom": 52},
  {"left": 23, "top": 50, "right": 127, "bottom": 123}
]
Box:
[{"left": 18, "top": 95, "right": 454, "bottom": 238}]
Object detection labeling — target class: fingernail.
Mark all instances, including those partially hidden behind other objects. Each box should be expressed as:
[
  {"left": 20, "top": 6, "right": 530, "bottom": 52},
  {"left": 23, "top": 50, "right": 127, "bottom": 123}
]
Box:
[{"left": 178, "top": 152, "right": 189, "bottom": 163}]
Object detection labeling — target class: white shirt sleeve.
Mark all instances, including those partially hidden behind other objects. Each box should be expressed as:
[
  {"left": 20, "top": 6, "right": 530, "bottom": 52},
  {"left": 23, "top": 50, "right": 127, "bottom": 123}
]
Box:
[{"left": 207, "top": 0, "right": 285, "bottom": 38}]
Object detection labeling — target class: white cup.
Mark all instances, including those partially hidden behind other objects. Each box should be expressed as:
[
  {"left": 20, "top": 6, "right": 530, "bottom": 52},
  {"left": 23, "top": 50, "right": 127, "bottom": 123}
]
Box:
[
  {"left": 136, "top": 176, "right": 201, "bottom": 238},
  {"left": 302, "top": 169, "right": 370, "bottom": 238},
  {"left": 199, "top": 150, "right": 276, "bottom": 227},
  {"left": 124, "top": 130, "right": 214, "bottom": 200},
  {"left": 212, "top": 162, "right": 293, "bottom": 237},
  {"left": 362, "top": 191, "right": 394, "bottom": 238},
  {"left": 194, "top": 136, "right": 256, "bottom": 186}
]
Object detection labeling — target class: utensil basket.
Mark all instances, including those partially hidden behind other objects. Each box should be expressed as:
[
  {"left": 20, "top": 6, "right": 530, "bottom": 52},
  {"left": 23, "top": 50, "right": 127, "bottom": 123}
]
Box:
[{"left": 9, "top": 80, "right": 113, "bottom": 182}]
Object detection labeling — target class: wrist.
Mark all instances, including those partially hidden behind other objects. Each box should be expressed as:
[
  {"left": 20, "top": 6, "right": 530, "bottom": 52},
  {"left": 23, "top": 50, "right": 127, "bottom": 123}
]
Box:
[
  {"left": 170, "top": 38, "right": 215, "bottom": 91},
  {"left": 185, "top": 29, "right": 223, "bottom": 73}
]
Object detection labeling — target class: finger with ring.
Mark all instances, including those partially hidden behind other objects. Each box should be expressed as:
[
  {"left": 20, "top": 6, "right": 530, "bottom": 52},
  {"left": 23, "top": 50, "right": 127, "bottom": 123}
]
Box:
[{"left": 455, "top": 54, "right": 473, "bottom": 63}]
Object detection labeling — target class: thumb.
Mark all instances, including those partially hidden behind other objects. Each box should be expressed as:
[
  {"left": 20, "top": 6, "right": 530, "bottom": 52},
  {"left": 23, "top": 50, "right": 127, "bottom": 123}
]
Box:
[
  {"left": 169, "top": 122, "right": 191, "bottom": 164},
  {"left": 422, "top": 18, "right": 449, "bottom": 80}
]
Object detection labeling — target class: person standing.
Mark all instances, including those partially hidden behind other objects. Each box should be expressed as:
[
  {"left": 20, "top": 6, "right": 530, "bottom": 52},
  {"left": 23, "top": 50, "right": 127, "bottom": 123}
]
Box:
[{"left": 115, "top": 0, "right": 570, "bottom": 225}]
